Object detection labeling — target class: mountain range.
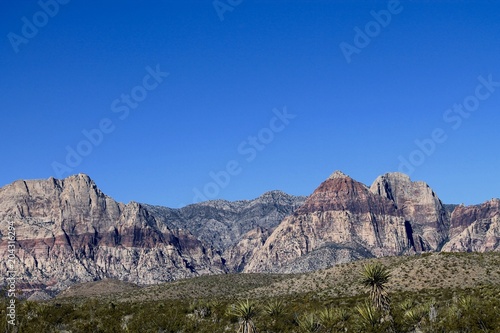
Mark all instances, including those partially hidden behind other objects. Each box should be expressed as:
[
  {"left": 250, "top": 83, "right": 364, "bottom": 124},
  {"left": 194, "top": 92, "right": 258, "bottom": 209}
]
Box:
[{"left": 0, "top": 171, "right": 498, "bottom": 293}]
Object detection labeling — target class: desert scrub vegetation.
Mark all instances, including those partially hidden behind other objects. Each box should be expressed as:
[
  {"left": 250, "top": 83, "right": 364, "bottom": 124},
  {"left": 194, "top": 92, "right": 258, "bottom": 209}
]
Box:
[{"left": 1, "top": 285, "right": 499, "bottom": 332}]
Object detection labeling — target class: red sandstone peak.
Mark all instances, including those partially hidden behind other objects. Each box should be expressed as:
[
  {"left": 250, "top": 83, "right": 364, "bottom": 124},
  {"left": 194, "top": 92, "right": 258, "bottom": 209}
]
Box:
[{"left": 296, "top": 171, "right": 398, "bottom": 216}]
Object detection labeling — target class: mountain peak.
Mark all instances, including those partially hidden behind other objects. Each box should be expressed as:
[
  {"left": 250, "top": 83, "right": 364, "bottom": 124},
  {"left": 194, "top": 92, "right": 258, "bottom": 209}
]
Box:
[
  {"left": 328, "top": 170, "right": 349, "bottom": 179},
  {"left": 379, "top": 172, "right": 411, "bottom": 181},
  {"left": 64, "top": 173, "right": 93, "bottom": 183}
]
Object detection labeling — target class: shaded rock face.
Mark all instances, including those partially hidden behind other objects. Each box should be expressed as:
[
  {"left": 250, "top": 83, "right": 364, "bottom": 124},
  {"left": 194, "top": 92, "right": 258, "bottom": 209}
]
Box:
[
  {"left": 442, "top": 199, "right": 500, "bottom": 252},
  {"left": 244, "top": 172, "right": 412, "bottom": 273},
  {"left": 144, "top": 191, "right": 305, "bottom": 273},
  {"left": 370, "top": 173, "right": 449, "bottom": 251},
  {"left": 223, "top": 227, "right": 273, "bottom": 272},
  {"left": 146, "top": 191, "right": 305, "bottom": 253},
  {"left": 0, "top": 175, "right": 304, "bottom": 291},
  {"left": 245, "top": 172, "right": 500, "bottom": 273}
]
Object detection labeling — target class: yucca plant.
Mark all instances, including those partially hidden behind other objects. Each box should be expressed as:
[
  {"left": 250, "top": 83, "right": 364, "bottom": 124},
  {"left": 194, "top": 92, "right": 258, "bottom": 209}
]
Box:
[
  {"left": 297, "top": 313, "right": 321, "bottom": 333},
  {"left": 228, "top": 299, "right": 259, "bottom": 333},
  {"left": 318, "top": 307, "right": 350, "bottom": 332},
  {"left": 334, "top": 307, "right": 350, "bottom": 323},
  {"left": 399, "top": 298, "right": 415, "bottom": 313},
  {"left": 457, "top": 295, "right": 473, "bottom": 312},
  {"left": 263, "top": 299, "right": 285, "bottom": 318},
  {"left": 404, "top": 305, "right": 427, "bottom": 329},
  {"left": 318, "top": 307, "right": 336, "bottom": 327},
  {"left": 355, "top": 301, "right": 381, "bottom": 328},
  {"left": 359, "top": 262, "right": 391, "bottom": 312}
]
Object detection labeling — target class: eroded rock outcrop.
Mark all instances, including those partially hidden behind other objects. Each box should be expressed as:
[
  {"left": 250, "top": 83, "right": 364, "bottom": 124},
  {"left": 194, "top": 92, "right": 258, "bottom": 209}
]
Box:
[
  {"left": 0, "top": 175, "right": 304, "bottom": 291},
  {"left": 146, "top": 190, "right": 305, "bottom": 252},
  {"left": 370, "top": 172, "right": 449, "bottom": 251},
  {"left": 244, "top": 171, "right": 412, "bottom": 273},
  {"left": 442, "top": 199, "right": 500, "bottom": 252},
  {"left": 223, "top": 227, "right": 273, "bottom": 272},
  {"left": 0, "top": 174, "right": 224, "bottom": 291},
  {"left": 245, "top": 171, "right": 499, "bottom": 273},
  {"left": 1, "top": 171, "right": 498, "bottom": 289}
]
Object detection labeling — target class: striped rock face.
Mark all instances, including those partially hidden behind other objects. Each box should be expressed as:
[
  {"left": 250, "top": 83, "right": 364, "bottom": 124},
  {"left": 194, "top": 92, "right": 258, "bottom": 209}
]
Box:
[
  {"left": 244, "top": 172, "right": 412, "bottom": 273},
  {"left": 245, "top": 171, "right": 499, "bottom": 273},
  {"left": 0, "top": 174, "right": 225, "bottom": 292},
  {"left": 0, "top": 174, "right": 304, "bottom": 291},
  {"left": 1, "top": 171, "right": 498, "bottom": 291}
]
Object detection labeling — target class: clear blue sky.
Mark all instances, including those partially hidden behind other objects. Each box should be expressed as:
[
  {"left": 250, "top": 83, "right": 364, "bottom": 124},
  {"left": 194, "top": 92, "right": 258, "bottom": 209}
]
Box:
[{"left": 1, "top": 0, "right": 499, "bottom": 207}]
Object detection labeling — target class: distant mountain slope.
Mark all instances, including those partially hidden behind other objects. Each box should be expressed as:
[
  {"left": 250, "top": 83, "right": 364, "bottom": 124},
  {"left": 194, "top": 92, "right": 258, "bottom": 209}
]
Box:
[
  {"left": 244, "top": 171, "right": 412, "bottom": 273},
  {"left": 245, "top": 171, "right": 500, "bottom": 273},
  {"left": 56, "top": 252, "right": 500, "bottom": 302},
  {"left": 0, "top": 174, "right": 303, "bottom": 291},
  {"left": 0, "top": 171, "right": 498, "bottom": 291},
  {"left": 443, "top": 199, "right": 500, "bottom": 252},
  {"left": 145, "top": 190, "right": 305, "bottom": 252},
  {"left": 0, "top": 175, "right": 226, "bottom": 291}
]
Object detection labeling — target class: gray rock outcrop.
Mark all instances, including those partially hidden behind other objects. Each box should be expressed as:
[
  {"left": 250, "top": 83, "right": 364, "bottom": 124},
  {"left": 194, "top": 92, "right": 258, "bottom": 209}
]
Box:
[{"left": 0, "top": 171, "right": 498, "bottom": 290}]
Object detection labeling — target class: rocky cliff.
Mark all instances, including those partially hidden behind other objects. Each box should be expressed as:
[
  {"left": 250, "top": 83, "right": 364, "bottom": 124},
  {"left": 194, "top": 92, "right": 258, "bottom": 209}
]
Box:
[
  {"left": 145, "top": 190, "right": 305, "bottom": 253},
  {"left": 442, "top": 199, "right": 499, "bottom": 252},
  {"left": 0, "top": 174, "right": 303, "bottom": 291},
  {"left": 0, "top": 175, "right": 226, "bottom": 291},
  {"left": 244, "top": 171, "right": 412, "bottom": 273},
  {"left": 370, "top": 173, "right": 449, "bottom": 251},
  {"left": 245, "top": 171, "right": 499, "bottom": 273},
  {"left": 0, "top": 172, "right": 498, "bottom": 290}
]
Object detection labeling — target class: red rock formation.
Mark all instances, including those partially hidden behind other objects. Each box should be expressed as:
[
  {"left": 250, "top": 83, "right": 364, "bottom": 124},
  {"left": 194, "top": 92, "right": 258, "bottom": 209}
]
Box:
[
  {"left": 0, "top": 174, "right": 225, "bottom": 291},
  {"left": 244, "top": 171, "right": 412, "bottom": 273},
  {"left": 442, "top": 199, "right": 500, "bottom": 252}
]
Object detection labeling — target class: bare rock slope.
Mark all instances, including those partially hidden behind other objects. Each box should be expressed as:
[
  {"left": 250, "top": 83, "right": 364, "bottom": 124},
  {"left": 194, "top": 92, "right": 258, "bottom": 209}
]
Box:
[
  {"left": 0, "top": 174, "right": 303, "bottom": 291},
  {"left": 245, "top": 172, "right": 499, "bottom": 273},
  {"left": 244, "top": 171, "right": 412, "bottom": 273},
  {"left": 370, "top": 172, "right": 449, "bottom": 251},
  {"left": 0, "top": 171, "right": 498, "bottom": 290},
  {"left": 442, "top": 199, "right": 500, "bottom": 252}
]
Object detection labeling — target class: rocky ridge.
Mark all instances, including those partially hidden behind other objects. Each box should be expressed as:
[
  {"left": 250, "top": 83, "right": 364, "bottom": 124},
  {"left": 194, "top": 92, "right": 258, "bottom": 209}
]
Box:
[
  {"left": 0, "top": 174, "right": 303, "bottom": 291},
  {"left": 0, "top": 172, "right": 498, "bottom": 291},
  {"left": 369, "top": 172, "right": 449, "bottom": 251},
  {"left": 244, "top": 171, "right": 411, "bottom": 273},
  {"left": 244, "top": 172, "right": 499, "bottom": 273}
]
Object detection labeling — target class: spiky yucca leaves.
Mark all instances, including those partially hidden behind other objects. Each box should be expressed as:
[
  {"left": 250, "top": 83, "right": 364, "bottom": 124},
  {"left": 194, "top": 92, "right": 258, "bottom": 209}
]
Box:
[
  {"left": 297, "top": 313, "right": 321, "bottom": 333},
  {"left": 403, "top": 305, "right": 427, "bottom": 328},
  {"left": 360, "top": 262, "right": 391, "bottom": 312},
  {"left": 397, "top": 299, "right": 431, "bottom": 331},
  {"left": 355, "top": 301, "right": 381, "bottom": 328},
  {"left": 333, "top": 307, "right": 350, "bottom": 323},
  {"left": 228, "top": 300, "right": 259, "bottom": 333},
  {"left": 399, "top": 298, "right": 415, "bottom": 313},
  {"left": 263, "top": 299, "right": 285, "bottom": 318},
  {"left": 318, "top": 307, "right": 336, "bottom": 327},
  {"left": 457, "top": 295, "right": 473, "bottom": 312},
  {"left": 318, "top": 307, "right": 350, "bottom": 332}
]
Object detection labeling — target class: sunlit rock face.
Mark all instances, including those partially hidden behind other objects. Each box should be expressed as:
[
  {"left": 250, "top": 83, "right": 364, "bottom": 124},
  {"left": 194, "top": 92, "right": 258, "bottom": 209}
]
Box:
[
  {"left": 0, "top": 174, "right": 304, "bottom": 291},
  {"left": 245, "top": 172, "right": 499, "bottom": 273},
  {"left": 442, "top": 199, "right": 500, "bottom": 252},
  {"left": 0, "top": 174, "right": 225, "bottom": 291},
  {"left": 1, "top": 172, "right": 498, "bottom": 290},
  {"left": 370, "top": 172, "right": 449, "bottom": 251},
  {"left": 245, "top": 172, "right": 412, "bottom": 273}
]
